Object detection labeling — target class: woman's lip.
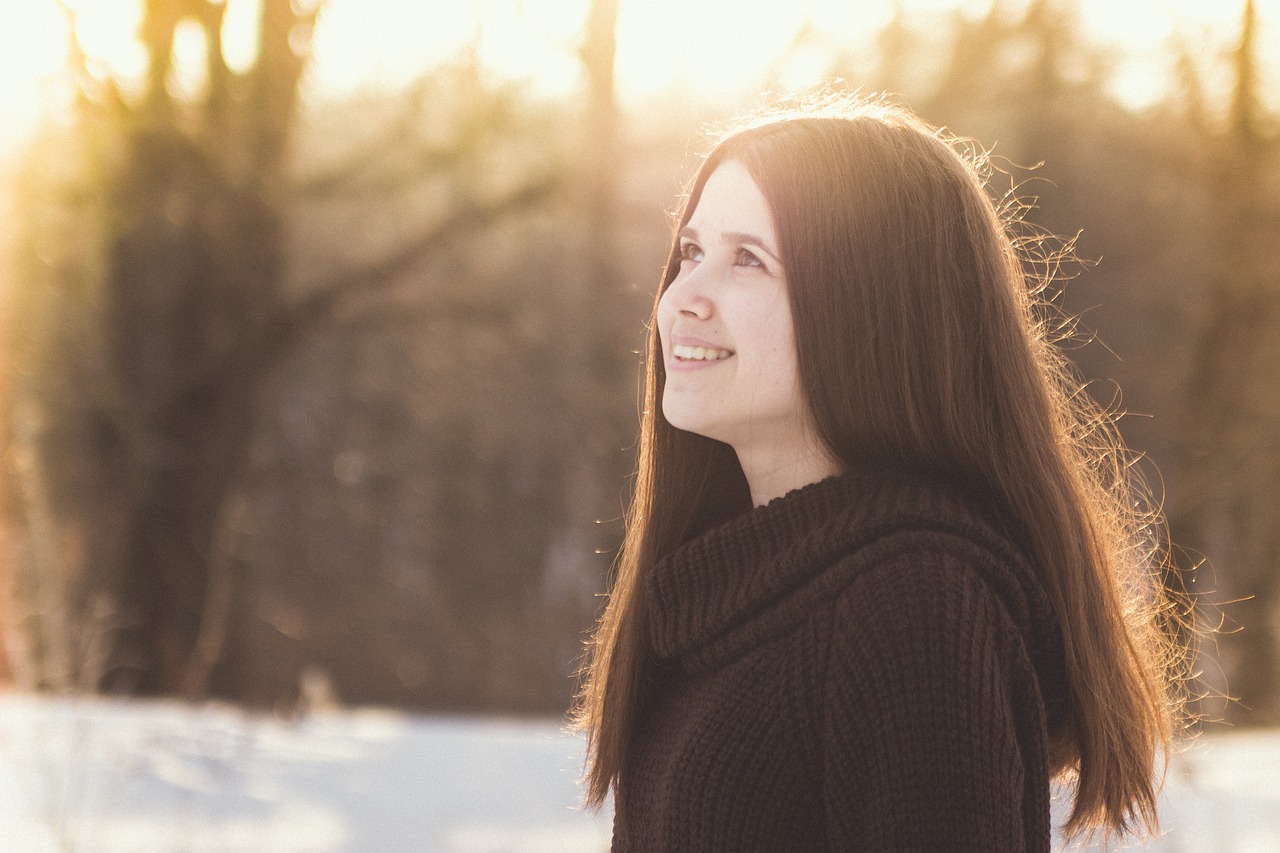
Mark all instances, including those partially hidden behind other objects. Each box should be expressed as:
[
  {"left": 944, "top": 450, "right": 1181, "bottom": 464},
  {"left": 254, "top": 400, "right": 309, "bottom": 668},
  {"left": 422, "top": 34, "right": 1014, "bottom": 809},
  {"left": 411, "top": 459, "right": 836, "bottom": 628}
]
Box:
[{"left": 669, "top": 334, "right": 729, "bottom": 350}]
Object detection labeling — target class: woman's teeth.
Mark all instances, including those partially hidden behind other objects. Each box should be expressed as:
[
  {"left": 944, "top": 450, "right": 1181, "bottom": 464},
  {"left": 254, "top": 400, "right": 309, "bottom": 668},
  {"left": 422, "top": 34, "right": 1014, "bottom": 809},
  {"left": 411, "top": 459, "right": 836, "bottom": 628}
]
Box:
[{"left": 673, "top": 344, "right": 733, "bottom": 361}]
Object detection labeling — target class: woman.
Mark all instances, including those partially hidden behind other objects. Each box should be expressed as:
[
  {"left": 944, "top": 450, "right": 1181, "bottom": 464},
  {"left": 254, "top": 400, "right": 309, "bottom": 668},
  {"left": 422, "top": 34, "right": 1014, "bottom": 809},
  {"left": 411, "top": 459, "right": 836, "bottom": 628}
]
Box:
[{"left": 574, "top": 97, "right": 1184, "bottom": 851}]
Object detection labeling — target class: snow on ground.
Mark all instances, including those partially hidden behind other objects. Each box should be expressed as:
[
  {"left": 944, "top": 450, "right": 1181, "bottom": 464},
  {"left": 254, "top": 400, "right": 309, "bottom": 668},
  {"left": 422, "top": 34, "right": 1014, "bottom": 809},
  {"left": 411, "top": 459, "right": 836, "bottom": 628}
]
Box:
[
  {"left": 0, "top": 695, "right": 609, "bottom": 853},
  {"left": 0, "top": 693, "right": 1276, "bottom": 852}
]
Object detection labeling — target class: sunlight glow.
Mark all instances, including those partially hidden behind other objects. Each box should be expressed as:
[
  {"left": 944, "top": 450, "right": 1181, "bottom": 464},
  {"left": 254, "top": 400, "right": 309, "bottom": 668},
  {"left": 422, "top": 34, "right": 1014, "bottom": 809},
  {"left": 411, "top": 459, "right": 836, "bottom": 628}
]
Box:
[
  {"left": 222, "top": 0, "right": 263, "bottom": 74},
  {"left": 615, "top": 0, "right": 815, "bottom": 99},
  {"left": 71, "top": 0, "right": 148, "bottom": 81},
  {"left": 0, "top": 1, "right": 73, "bottom": 155},
  {"left": 1076, "top": 0, "right": 1272, "bottom": 110},
  {"left": 168, "top": 19, "right": 210, "bottom": 102},
  {"left": 0, "top": 0, "right": 1275, "bottom": 158}
]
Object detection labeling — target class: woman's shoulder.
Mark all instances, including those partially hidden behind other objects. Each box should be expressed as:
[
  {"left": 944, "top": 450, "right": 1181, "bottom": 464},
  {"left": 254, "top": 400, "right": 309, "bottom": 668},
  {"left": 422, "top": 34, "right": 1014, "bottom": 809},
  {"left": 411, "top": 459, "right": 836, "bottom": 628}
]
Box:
[
  {"left": 824, "top": 538, "right": 1033, "bottom": 650},
  {"left": 809, "top": 466, "right": 1055, "bottom": 641},
  {"left": 824, "top": 510, "right": 1045, "bottom": 631},
  {"left": 808, "top": 504, "right": 1069, "bottom": 729}
]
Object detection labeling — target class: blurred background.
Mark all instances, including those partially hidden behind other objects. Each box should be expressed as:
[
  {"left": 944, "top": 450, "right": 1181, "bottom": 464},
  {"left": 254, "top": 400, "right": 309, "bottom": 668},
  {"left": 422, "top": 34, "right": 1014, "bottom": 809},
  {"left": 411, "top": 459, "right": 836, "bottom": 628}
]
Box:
[{"left": 0, "top": 0, "right": 1276, "bottom": 733}]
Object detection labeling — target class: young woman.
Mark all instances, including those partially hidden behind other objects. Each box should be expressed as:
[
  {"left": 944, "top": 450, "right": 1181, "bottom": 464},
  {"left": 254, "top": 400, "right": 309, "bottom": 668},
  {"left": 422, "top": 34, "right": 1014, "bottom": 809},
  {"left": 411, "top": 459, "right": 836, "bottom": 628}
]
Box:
[{"left": 574, "top": 97, "right": 1185, "bottom": 851}]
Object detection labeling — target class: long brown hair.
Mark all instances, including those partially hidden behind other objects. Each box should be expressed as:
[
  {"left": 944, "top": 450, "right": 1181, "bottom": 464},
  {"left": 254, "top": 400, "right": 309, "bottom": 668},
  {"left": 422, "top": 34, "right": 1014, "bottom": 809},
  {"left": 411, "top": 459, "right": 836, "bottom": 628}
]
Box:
[{"left": 573, "top": 96, "right": 1185, "bottom": 839}]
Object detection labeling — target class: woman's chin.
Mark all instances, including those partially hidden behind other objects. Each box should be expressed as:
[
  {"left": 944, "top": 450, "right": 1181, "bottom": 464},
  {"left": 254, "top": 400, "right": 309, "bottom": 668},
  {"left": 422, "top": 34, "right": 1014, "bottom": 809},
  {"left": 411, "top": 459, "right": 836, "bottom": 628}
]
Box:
[{"left": 661, "top": 406, "right": 719, "bottom": 442}]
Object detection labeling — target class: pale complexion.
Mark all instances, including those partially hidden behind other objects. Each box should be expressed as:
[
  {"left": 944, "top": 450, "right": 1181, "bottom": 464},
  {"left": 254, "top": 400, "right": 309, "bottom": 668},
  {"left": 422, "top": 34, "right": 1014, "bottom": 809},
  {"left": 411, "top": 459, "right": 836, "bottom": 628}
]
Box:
[{"left": 657, "top": 160, "right": 840, "bottom": 506}]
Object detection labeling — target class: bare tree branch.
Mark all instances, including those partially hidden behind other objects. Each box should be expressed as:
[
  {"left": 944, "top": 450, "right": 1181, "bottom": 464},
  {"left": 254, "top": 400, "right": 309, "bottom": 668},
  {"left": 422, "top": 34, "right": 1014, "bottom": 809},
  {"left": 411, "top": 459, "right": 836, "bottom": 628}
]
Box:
[
  {"left": 281, "top": 173, "right": 562, "bottom": 349},
  {"left": 296, "top": 139, "right": 475, "bottom": 201},
  {"left": 294, "top": 73, "right": 529, "bottom": 202},
  {"left": 151, "top": 173, "right": 563, "bottom": 435}
]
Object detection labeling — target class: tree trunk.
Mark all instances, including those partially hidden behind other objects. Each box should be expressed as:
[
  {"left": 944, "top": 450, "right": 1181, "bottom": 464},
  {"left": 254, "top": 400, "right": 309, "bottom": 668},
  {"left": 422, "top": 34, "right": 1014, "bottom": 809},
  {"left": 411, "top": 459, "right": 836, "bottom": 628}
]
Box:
[{"left": 95, "top": 0, "right": 315, "bottom": 696}]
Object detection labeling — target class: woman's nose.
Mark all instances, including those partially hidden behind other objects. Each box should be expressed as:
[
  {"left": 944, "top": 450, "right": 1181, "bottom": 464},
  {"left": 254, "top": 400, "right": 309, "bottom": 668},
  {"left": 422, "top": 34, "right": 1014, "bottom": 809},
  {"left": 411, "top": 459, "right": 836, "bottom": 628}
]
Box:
[{"left": 662, "top": 268, "right": 714, "bottom": 320}]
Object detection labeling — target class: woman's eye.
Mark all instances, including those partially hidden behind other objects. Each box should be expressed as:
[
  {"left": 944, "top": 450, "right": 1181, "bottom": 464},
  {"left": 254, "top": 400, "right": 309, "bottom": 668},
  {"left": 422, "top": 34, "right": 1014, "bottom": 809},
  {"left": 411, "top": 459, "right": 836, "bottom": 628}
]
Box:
[
  {"left": 736, "top": 249, "right": 764, "bottom": 269},
  {"left": 679, "top": 242, "right": 703, "bottom": 262}
]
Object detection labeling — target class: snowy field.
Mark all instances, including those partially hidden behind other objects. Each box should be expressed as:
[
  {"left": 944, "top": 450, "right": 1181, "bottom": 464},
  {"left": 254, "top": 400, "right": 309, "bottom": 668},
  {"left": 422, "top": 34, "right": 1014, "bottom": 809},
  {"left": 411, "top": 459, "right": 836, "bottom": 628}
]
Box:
[{"left": 0, "top": 694, "right": 1276, "bottom": 853}]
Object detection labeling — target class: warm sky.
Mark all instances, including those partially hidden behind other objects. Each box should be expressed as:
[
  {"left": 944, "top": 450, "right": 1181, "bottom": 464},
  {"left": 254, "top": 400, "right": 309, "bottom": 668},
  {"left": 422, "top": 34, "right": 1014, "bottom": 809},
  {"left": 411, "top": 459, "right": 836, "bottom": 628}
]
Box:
[{"left": 0, "top": 0, "right": 1275, "bottom": 158}]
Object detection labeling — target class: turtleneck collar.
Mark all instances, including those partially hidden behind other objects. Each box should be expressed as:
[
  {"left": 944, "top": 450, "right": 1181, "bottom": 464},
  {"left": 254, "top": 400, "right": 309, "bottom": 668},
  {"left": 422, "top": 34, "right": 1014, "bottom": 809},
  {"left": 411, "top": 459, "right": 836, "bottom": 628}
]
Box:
[{"left": 644, "top": 463, "right": 1040, "bottom": 668}]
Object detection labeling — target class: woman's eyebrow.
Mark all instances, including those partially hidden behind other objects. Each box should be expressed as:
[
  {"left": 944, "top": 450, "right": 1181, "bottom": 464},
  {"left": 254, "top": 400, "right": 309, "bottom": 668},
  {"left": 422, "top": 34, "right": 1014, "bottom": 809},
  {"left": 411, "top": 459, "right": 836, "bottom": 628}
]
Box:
[{"left": 678, "top": 225, "right": 781, "bottom": 264}]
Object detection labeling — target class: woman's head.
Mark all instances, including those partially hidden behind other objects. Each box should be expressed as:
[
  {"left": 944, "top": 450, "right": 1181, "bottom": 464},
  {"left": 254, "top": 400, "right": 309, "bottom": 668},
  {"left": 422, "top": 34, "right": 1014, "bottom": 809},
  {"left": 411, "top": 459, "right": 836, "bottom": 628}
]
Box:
[{"left": 655, "top": 102, "right": 1042, "bottom": 504}]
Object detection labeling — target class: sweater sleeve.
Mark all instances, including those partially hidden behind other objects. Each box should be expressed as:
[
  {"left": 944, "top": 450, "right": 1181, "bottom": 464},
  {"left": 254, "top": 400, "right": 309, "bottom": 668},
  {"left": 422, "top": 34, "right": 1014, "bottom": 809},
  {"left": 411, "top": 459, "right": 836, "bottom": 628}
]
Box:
[{"left": 819, "top": 550, "right": 1042, "bottom": 851}]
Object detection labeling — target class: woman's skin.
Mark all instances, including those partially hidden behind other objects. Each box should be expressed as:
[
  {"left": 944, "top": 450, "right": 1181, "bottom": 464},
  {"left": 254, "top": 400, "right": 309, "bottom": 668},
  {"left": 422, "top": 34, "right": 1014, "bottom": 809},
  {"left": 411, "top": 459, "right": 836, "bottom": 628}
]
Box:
[{"left": 657, "top": 160, "right": 840, "bottom": 507}]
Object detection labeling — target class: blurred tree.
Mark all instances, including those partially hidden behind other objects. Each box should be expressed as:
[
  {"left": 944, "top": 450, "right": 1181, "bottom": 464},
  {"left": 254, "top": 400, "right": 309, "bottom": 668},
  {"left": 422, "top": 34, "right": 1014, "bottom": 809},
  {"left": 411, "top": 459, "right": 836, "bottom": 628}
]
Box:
[
  {"left": 232, "top": 63, "right": 577, "bottom": 711},
  {"left": 7, "top": 0, "right": 326, "bottom": 697},
  {"left": 570, "top": 0, "right": 635, "bottom": 598},
  {"left": 5, "top": 0, "right": 565, "bottom": 708},
  {"left": 1175, "top": 0, "right": 1280, "bottom": 723},
  {"left": 0, "top": 278, "right": 12, "bottom": 686},
  {"left": 109, "top": 0, "right": 317, "bottom": 697}
]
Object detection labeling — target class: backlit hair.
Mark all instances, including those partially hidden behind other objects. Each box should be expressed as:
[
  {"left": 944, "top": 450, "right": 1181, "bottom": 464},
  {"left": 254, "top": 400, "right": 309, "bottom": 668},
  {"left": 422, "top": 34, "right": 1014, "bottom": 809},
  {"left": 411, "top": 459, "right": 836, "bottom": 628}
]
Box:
[{"left": 574, "top": 96, "right": 1186, "bottom": 840}]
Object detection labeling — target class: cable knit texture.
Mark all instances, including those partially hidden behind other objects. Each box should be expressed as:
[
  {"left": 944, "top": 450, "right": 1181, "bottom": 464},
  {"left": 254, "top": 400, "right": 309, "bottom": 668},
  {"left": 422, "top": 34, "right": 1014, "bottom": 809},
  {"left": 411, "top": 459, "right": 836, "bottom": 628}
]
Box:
[{"left": 612, "top": 465, "right": 1069, "bottom": 852}]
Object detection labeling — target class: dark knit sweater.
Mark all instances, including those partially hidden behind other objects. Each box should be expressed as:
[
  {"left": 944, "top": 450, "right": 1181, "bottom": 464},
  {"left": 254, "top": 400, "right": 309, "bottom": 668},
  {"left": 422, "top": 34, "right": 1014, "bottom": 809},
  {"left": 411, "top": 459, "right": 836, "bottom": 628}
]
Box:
[{"left": 612, "top": 466, "right": 1069, "bottom": 852}]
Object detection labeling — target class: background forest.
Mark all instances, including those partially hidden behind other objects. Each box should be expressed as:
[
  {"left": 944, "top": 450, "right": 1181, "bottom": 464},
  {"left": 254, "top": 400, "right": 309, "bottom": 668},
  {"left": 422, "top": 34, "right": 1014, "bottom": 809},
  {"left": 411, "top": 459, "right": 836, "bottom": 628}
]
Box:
[{"left": 0, "top": 0, "right": 1277, "bottom": 732}]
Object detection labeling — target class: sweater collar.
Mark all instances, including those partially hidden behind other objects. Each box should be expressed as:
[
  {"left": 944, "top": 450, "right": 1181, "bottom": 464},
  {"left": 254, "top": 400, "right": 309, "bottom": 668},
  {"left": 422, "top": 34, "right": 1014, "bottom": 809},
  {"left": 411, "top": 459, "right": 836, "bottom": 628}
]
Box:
[{"left": 644, "top": 463, "right": 1013, "bottom": 661}]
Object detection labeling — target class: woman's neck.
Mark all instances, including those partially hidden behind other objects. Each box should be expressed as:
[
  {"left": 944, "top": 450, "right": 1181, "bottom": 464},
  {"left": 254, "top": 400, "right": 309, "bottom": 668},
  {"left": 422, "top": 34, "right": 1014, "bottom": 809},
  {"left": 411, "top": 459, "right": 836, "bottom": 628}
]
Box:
[{"left": 734, "top": 439, "right": 842, "bottom": 507}]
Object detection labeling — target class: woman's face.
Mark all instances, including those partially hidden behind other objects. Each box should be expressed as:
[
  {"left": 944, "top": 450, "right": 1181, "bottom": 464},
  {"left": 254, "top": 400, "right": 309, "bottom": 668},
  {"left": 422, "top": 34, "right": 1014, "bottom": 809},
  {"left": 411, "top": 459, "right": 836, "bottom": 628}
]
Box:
[{"left": 657, "top": 160, "right": 812, "bottom": 459}]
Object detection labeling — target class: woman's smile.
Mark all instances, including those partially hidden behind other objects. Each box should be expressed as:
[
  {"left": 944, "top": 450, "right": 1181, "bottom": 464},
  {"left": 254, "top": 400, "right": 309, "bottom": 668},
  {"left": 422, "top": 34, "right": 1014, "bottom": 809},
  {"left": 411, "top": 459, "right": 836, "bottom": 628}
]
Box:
[{"left": 668, "top": 337, "right": 735, "bottom": 370}]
